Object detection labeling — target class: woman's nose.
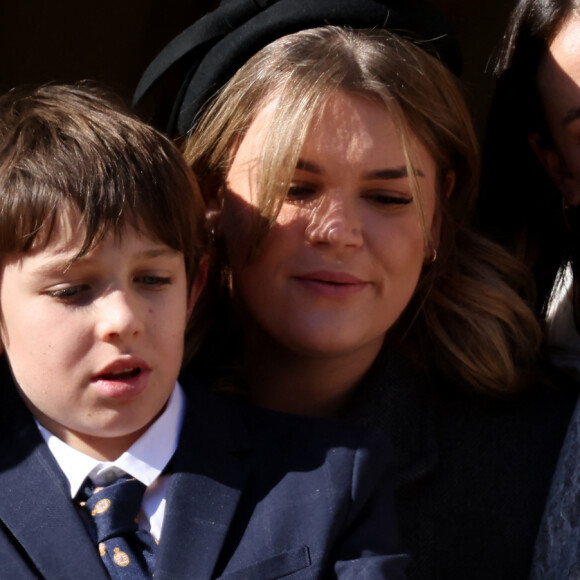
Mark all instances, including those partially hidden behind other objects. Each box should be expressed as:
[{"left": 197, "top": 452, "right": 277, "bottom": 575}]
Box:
[{"left": 304, "top": 194, "right": 363, "bottom": 248}]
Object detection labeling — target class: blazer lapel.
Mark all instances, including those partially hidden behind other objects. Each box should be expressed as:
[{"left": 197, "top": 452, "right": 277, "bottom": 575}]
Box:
[
  {"left": 0, "top": 411, "right": 108, "bottom": 580},
  {"left": 346, "top": 350, "right": 440, "bottom": 486},
  {"left": 156, "top": 380, "right": 252, "bottom": 580}
]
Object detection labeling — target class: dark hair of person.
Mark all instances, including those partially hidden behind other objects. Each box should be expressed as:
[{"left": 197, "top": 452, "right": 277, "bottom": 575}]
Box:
[{"left": 479, "top": 0, "right": 580, "bottom": 320}]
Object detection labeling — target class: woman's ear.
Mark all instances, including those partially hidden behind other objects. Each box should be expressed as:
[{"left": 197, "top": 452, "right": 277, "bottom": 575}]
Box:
[
  {"left": 529, "top": 132, "right": 580, "bottom": 205},
  {"left": 443, "top": 170, "right": 455, "bottom": 199},
  {"left": 428, "top": 170, "right": 455, "bottom": 253},
  {"left": 529, "top": 132, "right": 566, "bottom": 186},
  {"left": 202, "top": 173, "right": 225, "bottom": 237}
]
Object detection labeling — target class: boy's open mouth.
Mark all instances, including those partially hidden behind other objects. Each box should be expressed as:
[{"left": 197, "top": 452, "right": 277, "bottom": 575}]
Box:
[{"left": 98, "top": 367, "right": 141, "bottom": 381}]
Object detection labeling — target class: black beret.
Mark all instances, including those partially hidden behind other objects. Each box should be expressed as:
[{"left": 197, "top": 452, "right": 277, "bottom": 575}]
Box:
[{"left": 134, "top": 0, "right": 461, "bottom": 136}]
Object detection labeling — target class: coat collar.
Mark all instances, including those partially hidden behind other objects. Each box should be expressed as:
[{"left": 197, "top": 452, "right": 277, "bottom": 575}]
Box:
[
  {"left": 0, "top": 366, "right": 253, "bottom": 580},
  {"left": 156, "top": 378, "right": 253, "bottom": 580},
  {"left": 345, "top": 349, "right": 440, "bottom": 487}
]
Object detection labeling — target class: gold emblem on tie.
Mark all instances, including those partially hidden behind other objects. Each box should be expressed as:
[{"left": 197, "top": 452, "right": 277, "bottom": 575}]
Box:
[
  {"left": 113, "top": 547, "right": 131, "bottom": 567},
  {"left": 99, "top": 542, "right": 107, "bottom": 556},
  {"left": 91, "top": 498, "right": 112, "bottom": 516}
]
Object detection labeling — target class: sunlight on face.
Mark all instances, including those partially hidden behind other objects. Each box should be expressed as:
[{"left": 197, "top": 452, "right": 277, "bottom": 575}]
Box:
[
  {"left": 222, "top": 91, "right": 439, "bottom": 362},
  {"left": 537, "top": 14, "right": 580, "bottom": 206},
  {"left": 0, "top": 210, "right": 200, "bottom": 459}
]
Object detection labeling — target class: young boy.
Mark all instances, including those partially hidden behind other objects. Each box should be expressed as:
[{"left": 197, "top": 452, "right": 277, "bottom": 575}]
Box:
[{"left": 0, "top": 83, "right": 406, "bottom": 580}]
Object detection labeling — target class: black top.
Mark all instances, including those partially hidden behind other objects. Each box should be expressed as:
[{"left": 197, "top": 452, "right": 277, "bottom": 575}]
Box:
[{"left": 346, "top": 351, "right": 577, "bottom": 579}]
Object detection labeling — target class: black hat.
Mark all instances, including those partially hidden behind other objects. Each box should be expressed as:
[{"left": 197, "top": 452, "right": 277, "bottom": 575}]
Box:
[{"left": 134, "top": 0, "right": 461, "bottom": 136}]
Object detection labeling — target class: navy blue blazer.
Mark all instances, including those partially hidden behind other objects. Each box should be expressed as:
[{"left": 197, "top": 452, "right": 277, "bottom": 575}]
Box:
[{"left": 0, "top": 372, "right": 407, "bottom": 579}]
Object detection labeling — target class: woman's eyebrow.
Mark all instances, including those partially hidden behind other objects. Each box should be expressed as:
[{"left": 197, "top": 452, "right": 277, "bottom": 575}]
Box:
[
  {"left": 296, "top": 159, "right": 322, "bottom": 174},
  {"left": 362, "top": 167, "right": 424, "bottom": 180},
  {"left": 296, "top": 159, "right": 424, "bottom": 180}
]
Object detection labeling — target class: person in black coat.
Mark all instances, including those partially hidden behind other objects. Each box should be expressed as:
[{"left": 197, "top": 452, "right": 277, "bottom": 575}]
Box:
[{"left": 136, "top": 2, "right": 577, "bottom": 577}]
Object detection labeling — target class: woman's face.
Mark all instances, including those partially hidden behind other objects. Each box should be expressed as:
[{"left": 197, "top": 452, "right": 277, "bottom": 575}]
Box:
[
  {"left": 536, "top": 14, "right": 580, "bottom": 207},
  {"left": 220, "top": 91, "right": 439, "bottom": 361}
]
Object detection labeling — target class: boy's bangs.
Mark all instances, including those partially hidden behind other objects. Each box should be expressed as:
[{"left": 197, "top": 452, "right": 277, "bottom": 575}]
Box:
[
  {"left": 0, "top": 84, "right": 205, "bottom": 281},
  {"left": 0, "top": 166, "right": 179, "bottom": 260}
]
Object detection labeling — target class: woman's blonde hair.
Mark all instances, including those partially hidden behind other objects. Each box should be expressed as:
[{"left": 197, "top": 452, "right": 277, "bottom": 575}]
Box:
[{"left": 184, "top": 26, "right": 541, "bottom": 396}]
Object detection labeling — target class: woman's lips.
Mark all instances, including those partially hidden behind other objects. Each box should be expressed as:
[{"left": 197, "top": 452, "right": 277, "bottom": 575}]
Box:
[{"left": 293, "top": 270, "right": 369, "bottom": 297}]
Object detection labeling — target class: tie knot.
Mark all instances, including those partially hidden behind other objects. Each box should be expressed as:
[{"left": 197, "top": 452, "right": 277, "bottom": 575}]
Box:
[{"left": 83, "top": 475, "right": 147, "bottom": 543}]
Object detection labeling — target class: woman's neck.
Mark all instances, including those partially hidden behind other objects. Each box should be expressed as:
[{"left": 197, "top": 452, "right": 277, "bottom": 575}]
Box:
[{"left": 241, "top": 327, "right": 383, "bottom": 417}]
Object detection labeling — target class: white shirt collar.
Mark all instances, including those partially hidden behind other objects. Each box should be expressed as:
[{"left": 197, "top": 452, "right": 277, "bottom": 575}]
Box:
[{"left": 37, "top": 382, "right": 185, "bottom": 498}]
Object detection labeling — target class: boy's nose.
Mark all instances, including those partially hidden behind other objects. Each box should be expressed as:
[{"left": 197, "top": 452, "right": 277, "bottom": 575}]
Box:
[
  {"left": 96, "top": 290, "right": 144, "bottom": 341},
  {"left": 304, "top": 194, "right": 363, "bottom": 248}
]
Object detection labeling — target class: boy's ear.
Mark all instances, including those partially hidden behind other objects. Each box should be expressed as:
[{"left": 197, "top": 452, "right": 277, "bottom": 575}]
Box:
[
  {"left": 186, "top": 255, "right": 209, "bottom": 321},
  {"left": 529, "top": 132, "right": 580, "bottom": 205}
]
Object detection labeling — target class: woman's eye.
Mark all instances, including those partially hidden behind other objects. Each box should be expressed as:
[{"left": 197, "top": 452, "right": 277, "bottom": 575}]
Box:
[
  {"left": 136, "top": 275, "right": 172, "bottom": 287},
  {"left": 363, "top": 191, "right": 413, "bottom": 206},
  {"left": 286, "top": 184, "right": 318, "bottom": 202}
]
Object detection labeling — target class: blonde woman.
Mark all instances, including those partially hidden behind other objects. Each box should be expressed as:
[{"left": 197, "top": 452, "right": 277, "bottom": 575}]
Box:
[{"left": 137, "top": 3, "right": 577, "bottom": 577}]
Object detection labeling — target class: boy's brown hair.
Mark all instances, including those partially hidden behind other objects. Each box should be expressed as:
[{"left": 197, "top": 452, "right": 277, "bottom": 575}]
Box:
[
  {"left": 0, "top": 82, "right": 205, "bottom": 288},
  {"left": 0, "top": 82, "right": 207, "bottom": 358}
]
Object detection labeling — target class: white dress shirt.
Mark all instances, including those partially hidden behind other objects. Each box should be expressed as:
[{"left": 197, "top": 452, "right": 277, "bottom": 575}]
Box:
[{"left": 36, "top": 382, "right": 185, "bottom": 541}]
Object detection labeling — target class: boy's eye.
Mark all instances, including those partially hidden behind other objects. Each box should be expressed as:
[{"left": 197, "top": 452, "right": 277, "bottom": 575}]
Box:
[
  {"left": 45, "top": 285, "right": 88, "bottom": 300},
  {"left": 135, "top": 275, "right": 172, "bottom": 287}
]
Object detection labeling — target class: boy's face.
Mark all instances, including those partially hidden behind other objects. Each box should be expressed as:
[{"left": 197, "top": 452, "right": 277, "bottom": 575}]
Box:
[{"left": 0, "top": 214, "right": 202, "bottom": 460}]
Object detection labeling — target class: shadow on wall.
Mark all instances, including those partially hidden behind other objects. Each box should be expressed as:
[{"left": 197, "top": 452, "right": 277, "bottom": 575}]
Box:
[
  {"left": 0, "top": 0, "right": 217, "bottom": 99},
  {"left": 431, "top": 0, "right": 517, "bottom": 136},
  {"left": 0, "top": 0, "right": 514, "bottom": 136}
]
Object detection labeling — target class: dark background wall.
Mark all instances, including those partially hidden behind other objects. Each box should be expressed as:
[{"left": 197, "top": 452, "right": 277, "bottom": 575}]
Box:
[{"left": 0, "top": 0, "right": 515, "bottom": 136}]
